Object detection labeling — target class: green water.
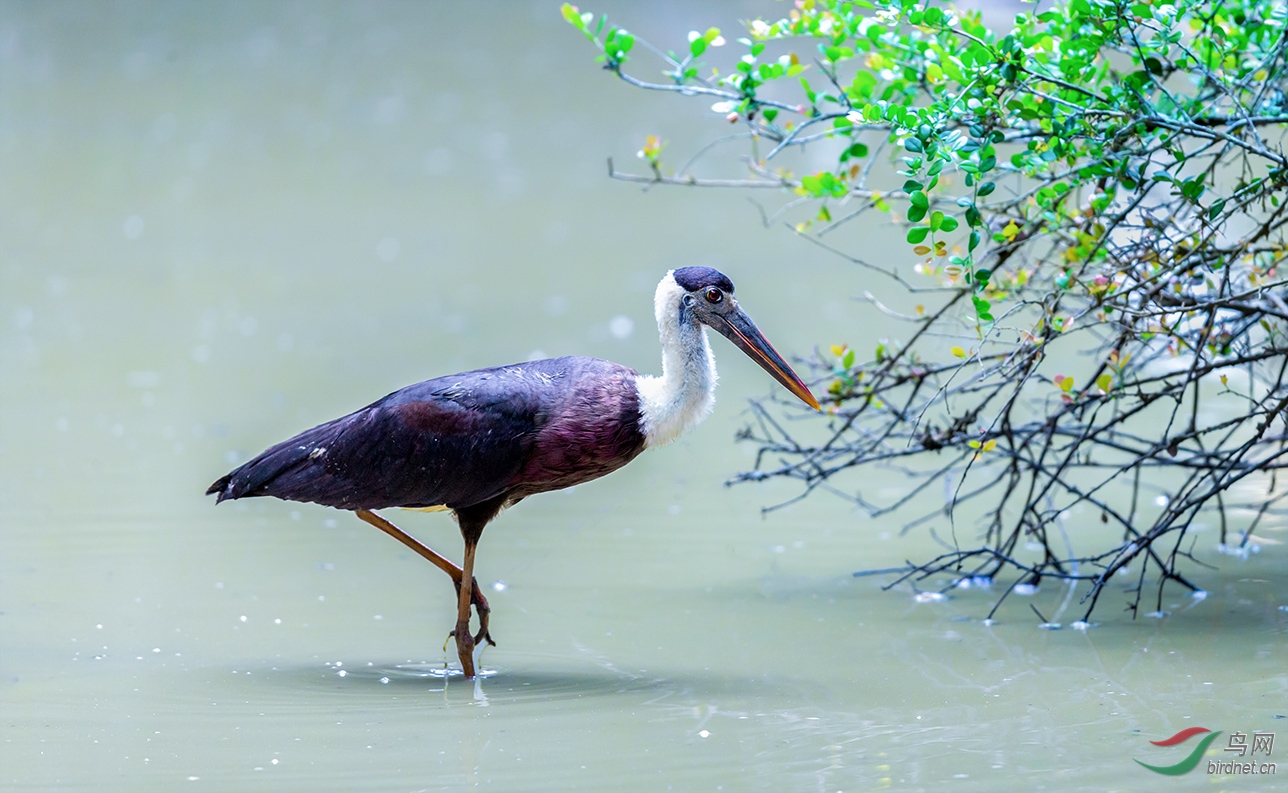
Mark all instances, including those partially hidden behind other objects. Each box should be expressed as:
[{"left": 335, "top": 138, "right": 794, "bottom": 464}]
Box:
[{"left": 2, "top": 2, "right": 1285, "bottom": 791}]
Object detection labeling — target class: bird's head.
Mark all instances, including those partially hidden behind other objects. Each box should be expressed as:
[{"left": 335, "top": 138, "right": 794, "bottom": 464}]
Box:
[{"left": 662, "top": 266, "right": 821, "bottom": 411}]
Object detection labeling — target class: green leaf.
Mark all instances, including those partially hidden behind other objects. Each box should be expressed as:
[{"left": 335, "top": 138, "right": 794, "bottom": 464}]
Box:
[
  {"left": 690, "top": 37, "right": 707, "bottom": 58},
  {"left": 907, "top": 204, "right": 927, "bottom": 223},
  {"left": 939, "top": 216, "right": 959, "bottom": 232},
  {"left": 930, "top": 210, "right": 944, "bottom": 231},
  {"left": 907, "top": 227, "right": 930, "bottom": 244},
  {"left": 842, "top": 349, "right": 856, "bottom": 368},
  {"left": 561, "top": 3, "right": 586, "bottom": 29},
  {"left": 904, "top": 137, "right": 924, "bottom": 153},
  {"left": 910, "top": 190, "right": 929, "bottom": 209},
  {"left": 976, "top": 181, "right": 996, "bottom": 197}
]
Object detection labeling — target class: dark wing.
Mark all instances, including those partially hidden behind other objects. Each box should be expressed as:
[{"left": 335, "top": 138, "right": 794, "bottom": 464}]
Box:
[{"left": 207, "top": 364, "right": 551, "bottom": 511}]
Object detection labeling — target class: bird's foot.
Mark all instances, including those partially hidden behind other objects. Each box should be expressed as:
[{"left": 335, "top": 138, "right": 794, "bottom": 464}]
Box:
[{"left": 454, "top": 576, "right": 497, "bottom": 647}]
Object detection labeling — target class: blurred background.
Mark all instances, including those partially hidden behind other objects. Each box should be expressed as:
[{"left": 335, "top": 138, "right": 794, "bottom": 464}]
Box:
[{"left": 2, "top": 2, "right": 1285, "bottom": 791}]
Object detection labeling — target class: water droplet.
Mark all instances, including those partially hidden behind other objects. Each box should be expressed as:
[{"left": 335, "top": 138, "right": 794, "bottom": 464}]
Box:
[
  {"left": 481, "top": 131, "right": 508, "bottom": 161},
  {"left": 373, "top": 95, "right": 404, "bottom": 125},
  {"left": 424, "top": 147, "right": 452, "bottom": 175},
  {"left": 122, "top": 214, "right": 145, "bottom": 240},
  {"left": 544, "top": 295, "right": 569, "bottom": 317},
  {"left": 376, "top": 237, "right": 400, "bottom": 262},
  {"left": 608, "top": 315, "right": 634, "bottom": 339}
]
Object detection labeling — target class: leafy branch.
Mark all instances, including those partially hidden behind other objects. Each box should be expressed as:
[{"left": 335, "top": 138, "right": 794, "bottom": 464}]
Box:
[{"left": 567, "top": 0, "right": 1288, "bottom": 622}]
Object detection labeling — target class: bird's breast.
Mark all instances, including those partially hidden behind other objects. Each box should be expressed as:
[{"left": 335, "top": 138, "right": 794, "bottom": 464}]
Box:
[{"left": 511, "top": 366, "right": 646, "bottom": 497}]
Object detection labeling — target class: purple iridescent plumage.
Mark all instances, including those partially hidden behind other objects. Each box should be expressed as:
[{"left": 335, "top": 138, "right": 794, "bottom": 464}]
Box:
[{"left": 206, "top": 356, "right": 646, "bottom": 511}]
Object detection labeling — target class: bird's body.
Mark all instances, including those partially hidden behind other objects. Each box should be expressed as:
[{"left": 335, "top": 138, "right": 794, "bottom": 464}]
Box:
[
  {"left": 209, "top": 356, "right": 647, "bottom": 512},
  {"left": 208, "top": 267, "right": 818, "bottom": 677}
]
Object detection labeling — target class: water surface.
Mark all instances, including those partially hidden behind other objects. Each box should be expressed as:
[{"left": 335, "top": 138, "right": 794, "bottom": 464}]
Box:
[{"left": 3, "top": 2, "right": 1285, "bottom": 791}]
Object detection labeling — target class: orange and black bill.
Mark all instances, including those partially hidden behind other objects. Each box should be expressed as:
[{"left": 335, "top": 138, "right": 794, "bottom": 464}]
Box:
[{"left": 713, "top": 307, "right": 821, "bottom": 411}]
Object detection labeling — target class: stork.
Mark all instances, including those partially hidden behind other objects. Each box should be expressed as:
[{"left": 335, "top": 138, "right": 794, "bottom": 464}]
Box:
[{"left": 207, "top": 267, "right": 820, "bottom": 677}]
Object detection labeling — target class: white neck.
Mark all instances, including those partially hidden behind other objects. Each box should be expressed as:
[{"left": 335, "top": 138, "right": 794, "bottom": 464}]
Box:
[{"left": 636, "top": 272, "right": 718, "bottom": 447}]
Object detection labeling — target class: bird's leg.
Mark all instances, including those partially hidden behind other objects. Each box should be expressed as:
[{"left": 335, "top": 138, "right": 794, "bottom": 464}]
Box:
[
  {"left": 354, "top": 509, "right": 493, "bottom": 645},
  {"left": 454, "top": 539, "right": 480, "bottom": 678},
  {"left": 449, "top": 496, "right": 506, "bottom": 679}
]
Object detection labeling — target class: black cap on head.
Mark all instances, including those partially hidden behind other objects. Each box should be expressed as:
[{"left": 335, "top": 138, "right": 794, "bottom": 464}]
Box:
[{"left": 672, "top": 266, "right": 734, "bottom": 294}]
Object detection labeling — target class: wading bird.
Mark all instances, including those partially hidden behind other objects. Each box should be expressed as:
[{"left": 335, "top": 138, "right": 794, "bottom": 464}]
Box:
[{"left": 207, "top": 267, "right": 819, "bottom": 677}]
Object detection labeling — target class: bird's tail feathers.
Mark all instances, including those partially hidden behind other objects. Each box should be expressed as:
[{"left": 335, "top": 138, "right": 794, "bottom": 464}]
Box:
[{"left": 206, "top": 433, "right": 323, "bottom": 503}]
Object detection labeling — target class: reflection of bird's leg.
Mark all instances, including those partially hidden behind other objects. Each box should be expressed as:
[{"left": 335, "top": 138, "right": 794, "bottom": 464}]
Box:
[{"left": 354, "top": 509, "right": 493, "bottom": 645}]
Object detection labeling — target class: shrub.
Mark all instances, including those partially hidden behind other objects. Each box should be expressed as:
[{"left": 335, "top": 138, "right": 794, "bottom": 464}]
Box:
[{"left": 566, "top": 0, "right": 1288, "bottom": 622}]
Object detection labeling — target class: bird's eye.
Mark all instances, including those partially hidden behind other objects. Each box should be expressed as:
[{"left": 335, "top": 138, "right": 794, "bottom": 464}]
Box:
[{"left": 704, "top": 288, "right": 723, "bottom": 304}]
